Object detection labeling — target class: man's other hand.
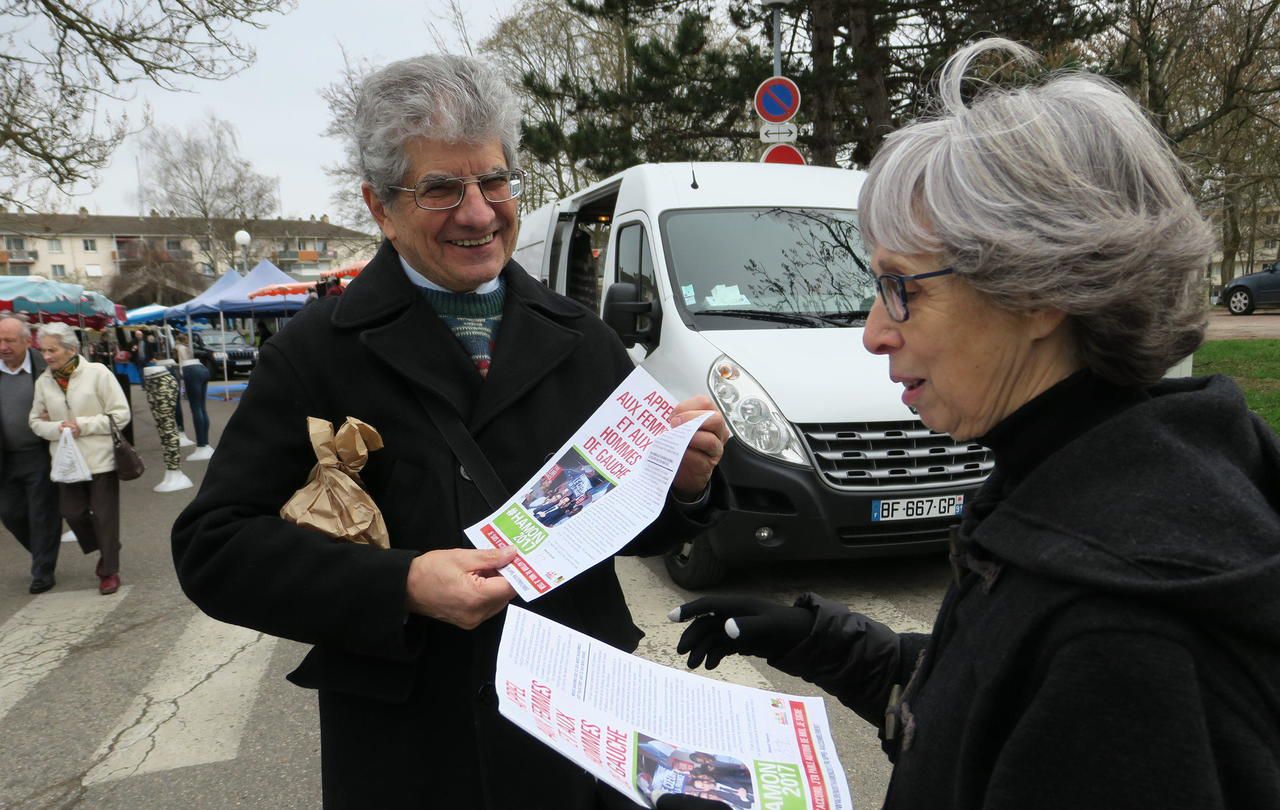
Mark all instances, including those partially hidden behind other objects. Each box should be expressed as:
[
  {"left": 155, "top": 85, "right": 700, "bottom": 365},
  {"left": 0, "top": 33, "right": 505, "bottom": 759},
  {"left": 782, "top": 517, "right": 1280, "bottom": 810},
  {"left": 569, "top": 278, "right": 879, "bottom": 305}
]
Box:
[
  {"left": 405, "top": 546, "right": 519, "bottom": 629},
  {"left": 669, "top": 395, "right": 728, "bottom": 498}
]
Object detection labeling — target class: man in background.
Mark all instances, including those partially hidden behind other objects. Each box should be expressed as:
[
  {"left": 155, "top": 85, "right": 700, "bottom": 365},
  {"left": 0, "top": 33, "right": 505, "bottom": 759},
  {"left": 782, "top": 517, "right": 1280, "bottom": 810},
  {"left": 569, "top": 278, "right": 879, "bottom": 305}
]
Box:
[{"left": 0, "top": 316, "right": 60, "bottom": 593}]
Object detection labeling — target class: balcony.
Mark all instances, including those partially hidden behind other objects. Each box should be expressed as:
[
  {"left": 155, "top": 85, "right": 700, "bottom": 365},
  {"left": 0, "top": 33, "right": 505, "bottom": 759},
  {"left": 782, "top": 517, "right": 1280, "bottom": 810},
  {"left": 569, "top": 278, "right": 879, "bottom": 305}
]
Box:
[
  {"left": 5, "top": 249, "right": 37, "bottom": 263},
  {"left": 164, "top": 249, "right": 194, "bottom": 260}
]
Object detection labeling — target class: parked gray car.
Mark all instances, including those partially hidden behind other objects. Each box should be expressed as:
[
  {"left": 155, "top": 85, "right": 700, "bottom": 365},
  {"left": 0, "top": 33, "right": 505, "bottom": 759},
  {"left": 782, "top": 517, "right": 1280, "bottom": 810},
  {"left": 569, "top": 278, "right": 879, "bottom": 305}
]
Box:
[{"left": 1224, "top": 263, "right": 1280, "bottom": 315}]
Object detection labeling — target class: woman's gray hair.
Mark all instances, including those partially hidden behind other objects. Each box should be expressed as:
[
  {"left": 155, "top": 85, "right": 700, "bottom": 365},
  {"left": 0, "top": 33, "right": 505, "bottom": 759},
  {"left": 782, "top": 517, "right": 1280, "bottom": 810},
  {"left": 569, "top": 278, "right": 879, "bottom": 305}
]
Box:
[
  {"left": 858, "top": 38, "right": 1213, "bottom": 387},
  {"left": 37, "top": 323, "right": 79, "bottom": 353},
  {"left": 353, "top": 54, "right": 521, "bottom": 203}
]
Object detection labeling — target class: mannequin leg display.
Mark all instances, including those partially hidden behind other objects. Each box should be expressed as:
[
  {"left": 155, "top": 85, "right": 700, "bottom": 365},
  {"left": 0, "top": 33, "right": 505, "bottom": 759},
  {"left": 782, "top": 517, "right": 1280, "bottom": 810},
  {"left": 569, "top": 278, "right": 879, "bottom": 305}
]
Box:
[
  {"left": 182, "top": 362, "right": 213, "bottom": 461},
  {"left": 164, "top": 362, "right": 196, "bottom": 447},
  {"left": 142, "top": 368, "right": 193, "bottom": 493}
]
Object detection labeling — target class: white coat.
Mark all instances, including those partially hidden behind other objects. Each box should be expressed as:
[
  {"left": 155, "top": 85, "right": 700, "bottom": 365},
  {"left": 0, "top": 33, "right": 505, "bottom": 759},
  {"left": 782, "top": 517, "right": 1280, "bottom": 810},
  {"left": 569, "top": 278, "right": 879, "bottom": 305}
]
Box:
[{"left": 29, "top": 359, "right": 131, "bottom": 475}]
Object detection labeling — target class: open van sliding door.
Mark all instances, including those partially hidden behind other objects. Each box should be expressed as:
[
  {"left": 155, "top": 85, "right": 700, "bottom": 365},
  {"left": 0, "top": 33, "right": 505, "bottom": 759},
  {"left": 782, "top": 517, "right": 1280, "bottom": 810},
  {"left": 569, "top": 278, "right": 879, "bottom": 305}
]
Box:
[{"left": 544, "top": 186, "right": 621, "bottom": 307}]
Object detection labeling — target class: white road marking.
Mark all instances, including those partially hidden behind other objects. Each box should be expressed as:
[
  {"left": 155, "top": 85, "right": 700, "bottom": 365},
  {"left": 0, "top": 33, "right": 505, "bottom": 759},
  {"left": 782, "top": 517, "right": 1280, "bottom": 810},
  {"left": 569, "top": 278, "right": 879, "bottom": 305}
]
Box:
[
  {"left": 83, "top": 612, "right": 278, "bottom": 786},
  {"left": 0, "top": 587, "right": 131, "bottom": 724}
]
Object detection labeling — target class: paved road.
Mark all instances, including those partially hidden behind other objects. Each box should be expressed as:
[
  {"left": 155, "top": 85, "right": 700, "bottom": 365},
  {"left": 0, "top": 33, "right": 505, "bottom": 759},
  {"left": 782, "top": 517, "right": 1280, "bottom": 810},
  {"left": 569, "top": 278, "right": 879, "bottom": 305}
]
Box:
[
  {"left": 0, "top": 386, "right": 950, "bottom": 809},
  {"left": 1205, "top": 307, "right": 1280, "bottom": 340}
]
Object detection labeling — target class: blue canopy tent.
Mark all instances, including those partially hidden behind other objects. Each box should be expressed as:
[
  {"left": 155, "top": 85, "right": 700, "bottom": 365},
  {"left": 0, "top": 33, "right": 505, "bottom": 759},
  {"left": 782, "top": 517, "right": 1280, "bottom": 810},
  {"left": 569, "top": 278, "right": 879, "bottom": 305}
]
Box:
[
  {"left": 188, "top": 260, "right": 307, "bottom": 316},
  {"left": 162, "top": 269, "right": 243, "bottom": 321},
  {"left": 124, "top": 304, "right": 170, "bottom": 325}
]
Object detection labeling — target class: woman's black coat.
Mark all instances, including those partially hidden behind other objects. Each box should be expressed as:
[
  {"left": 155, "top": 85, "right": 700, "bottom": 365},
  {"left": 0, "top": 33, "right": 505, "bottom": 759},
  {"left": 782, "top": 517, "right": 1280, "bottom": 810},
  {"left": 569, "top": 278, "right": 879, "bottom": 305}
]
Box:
[{"left": 172, "top": 241, "right": 716, "bottom": 808}]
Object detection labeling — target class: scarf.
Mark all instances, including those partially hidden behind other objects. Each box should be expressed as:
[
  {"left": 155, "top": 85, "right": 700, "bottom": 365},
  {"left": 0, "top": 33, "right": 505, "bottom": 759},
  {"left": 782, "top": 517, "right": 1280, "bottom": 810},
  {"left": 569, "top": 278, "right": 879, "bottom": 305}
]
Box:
[{"left": 51, "top": 355, "right": 79, "bottom": 392}]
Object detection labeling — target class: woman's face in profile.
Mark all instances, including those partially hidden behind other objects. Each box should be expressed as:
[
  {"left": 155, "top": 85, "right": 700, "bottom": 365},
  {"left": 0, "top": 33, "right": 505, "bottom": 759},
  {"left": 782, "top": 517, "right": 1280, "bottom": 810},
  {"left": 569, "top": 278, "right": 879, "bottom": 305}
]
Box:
[{"left": 861, "top": 246, "right": 1070, "bottom": 440}]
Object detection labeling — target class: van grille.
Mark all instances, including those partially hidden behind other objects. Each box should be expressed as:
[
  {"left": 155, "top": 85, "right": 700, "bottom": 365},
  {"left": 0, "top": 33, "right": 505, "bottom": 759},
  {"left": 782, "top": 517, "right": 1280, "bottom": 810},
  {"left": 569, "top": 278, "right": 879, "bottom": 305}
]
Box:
[{"left": 797, "top": 420, "right": 993, "bottom": 491}]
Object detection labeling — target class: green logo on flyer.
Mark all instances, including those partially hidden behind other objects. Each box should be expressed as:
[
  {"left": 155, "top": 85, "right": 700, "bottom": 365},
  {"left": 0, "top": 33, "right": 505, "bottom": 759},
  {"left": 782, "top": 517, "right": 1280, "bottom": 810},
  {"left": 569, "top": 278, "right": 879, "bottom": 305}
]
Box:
[
  {"left": 754, "top": 760, "right": 807, "bottom": 810},
  {"left": 494, "top": 506, "right": 549, "bottom": 553}
]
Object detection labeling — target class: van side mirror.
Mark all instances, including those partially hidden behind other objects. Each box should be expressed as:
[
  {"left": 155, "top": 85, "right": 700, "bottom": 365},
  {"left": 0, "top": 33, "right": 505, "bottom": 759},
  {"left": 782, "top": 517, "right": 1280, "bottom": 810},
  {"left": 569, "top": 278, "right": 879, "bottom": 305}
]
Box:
[{"left": 602, "top": 282, "right": 661, "bottom": 349}]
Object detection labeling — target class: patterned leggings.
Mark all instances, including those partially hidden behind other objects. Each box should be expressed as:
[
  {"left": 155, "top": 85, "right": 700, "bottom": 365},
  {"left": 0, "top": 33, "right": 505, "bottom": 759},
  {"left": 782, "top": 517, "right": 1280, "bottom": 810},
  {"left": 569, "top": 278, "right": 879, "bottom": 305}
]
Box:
[{"left": 143, "top": 371, "right": 180, "bottom": 470}]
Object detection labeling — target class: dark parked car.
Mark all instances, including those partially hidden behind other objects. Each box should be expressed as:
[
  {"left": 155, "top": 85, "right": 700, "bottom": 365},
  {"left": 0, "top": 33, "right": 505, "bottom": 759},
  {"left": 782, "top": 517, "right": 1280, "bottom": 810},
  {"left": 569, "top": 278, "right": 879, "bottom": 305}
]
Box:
[
  {"left": 1224, "top": 263, "right": 1280, "bottom": 315},
  {"left": 192, "top": 330, "right": 258, "bottom": 376}
]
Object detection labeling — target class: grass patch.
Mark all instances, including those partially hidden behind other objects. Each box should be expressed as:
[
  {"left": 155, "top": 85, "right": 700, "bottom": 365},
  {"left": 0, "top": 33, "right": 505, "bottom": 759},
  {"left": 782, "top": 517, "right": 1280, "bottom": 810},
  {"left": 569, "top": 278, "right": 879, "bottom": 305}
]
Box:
[{"left": 1194, "top": 340, "right": 1280, "bottom": 430}]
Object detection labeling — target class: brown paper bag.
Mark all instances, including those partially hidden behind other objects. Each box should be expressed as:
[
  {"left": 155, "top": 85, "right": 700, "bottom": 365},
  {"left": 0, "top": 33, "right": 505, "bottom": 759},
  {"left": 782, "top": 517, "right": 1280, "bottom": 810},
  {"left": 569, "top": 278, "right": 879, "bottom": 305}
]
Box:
[{"left": 280, "top": 417, "right": 390, "bottom": 549}]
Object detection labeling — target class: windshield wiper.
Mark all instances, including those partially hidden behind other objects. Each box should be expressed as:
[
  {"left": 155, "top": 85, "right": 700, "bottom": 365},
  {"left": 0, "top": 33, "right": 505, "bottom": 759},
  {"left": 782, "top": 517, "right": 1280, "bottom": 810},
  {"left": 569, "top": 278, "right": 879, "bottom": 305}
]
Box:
[
  {"left": 696, "top": 309, "right": 826, "bottom": 326},
  {"left": 810, "top": 311, "right": 869, "bottom": 326},
  {"left": 696, "top": 308, "right": 867, "bottom": 327}
]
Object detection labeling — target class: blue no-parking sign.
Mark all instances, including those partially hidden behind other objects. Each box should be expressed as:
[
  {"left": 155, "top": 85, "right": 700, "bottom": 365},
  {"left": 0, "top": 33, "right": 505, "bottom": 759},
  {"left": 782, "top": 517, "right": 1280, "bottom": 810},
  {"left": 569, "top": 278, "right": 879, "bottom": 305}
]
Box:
[{"left": 754, "top": 76, "right": 801, "bottom": 124}]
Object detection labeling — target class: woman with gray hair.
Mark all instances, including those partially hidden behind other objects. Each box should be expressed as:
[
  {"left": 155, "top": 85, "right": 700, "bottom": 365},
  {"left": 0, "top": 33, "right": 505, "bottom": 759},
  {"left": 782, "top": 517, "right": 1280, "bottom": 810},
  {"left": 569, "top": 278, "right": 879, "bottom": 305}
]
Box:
[
  {"left": 29, "top": 322, "right": 131, "bottom": 595},
  {"left": 670, "top": 39, "right": 1280, "bottom": 809}
]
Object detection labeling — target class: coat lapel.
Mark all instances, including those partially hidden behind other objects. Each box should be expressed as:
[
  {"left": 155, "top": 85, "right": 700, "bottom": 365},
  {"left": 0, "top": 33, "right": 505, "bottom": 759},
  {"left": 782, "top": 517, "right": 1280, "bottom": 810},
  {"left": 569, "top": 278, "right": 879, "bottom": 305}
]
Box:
[
  {"left": 334, "top": 240, "right": 481, "bottom": 419},
  {"left": 468, "top": 265, "right": 585, "bottom": 433}
]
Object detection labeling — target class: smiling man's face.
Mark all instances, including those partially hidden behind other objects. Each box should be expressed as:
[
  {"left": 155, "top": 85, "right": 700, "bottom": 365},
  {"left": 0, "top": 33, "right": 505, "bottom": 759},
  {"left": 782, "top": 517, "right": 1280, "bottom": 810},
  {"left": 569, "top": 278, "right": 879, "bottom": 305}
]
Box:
[{"left": 365, "top": 137, "right": 518, "bottom": 292}]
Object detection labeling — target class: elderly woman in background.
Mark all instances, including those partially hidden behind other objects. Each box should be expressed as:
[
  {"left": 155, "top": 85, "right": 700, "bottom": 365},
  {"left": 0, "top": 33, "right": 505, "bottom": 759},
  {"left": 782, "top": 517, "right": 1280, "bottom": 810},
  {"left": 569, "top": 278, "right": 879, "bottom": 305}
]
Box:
[
  {"left": 671, "top": 38, "right": 1280, "bottom": 810},
  {"left": 29, "top": 323, "right": 130, "bottom": 595}
]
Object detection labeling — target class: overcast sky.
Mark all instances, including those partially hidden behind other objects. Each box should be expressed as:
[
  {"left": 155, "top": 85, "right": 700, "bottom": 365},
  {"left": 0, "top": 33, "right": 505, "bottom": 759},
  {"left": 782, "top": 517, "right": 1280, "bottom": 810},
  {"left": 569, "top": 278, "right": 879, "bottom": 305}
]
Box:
[{"left": 67, "top": 0, "right": 519, "bottom": 223}]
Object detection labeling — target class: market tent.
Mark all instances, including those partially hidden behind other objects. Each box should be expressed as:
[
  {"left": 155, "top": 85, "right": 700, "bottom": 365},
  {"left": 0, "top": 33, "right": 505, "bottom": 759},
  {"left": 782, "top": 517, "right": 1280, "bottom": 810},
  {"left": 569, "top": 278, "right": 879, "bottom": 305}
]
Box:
[
  {"left": 320, "top": 260, "right": 368, "bottom": 279},
  {"left": 199, "top": 260, "right": 309, "bottom": 315},
  {"left": 125, "top": 304, "right": 169, "bottom": 324},
  {"left": 163, "top": 269, "right": 243, "bottom": 320},
  {"left": 249, "top": 278, "right": 347, "bottom": 299},
  {"left": 0, "top": 277, "right": 119, "bottom": 328}
]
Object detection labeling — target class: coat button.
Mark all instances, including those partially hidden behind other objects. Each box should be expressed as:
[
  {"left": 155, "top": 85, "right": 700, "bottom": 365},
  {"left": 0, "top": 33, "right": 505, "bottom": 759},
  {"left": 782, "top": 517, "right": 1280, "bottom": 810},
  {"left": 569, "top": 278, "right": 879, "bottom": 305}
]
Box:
[
  {"left": 477, "top": 682, "right": 497, "bottom": 708},
  {"left": 459, "top": 465, "right": 472, "bottom": 481}
]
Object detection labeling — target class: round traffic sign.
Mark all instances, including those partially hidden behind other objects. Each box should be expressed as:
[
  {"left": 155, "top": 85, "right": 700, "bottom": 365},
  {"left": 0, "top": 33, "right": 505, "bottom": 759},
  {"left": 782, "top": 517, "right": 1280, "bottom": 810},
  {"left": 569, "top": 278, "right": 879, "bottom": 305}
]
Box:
[
  {"left": 761, "top": 143, "right": 806, "bottom": 165},
  {"left": 754, "top": 76, "right": 801, "bottom": 124}
]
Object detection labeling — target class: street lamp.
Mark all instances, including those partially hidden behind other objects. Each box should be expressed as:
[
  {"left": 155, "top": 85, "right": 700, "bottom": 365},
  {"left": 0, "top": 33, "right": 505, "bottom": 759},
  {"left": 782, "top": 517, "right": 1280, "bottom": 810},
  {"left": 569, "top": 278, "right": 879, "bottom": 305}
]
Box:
[{"left": 233, "top": 229, "right": 251, "bottom": 274}]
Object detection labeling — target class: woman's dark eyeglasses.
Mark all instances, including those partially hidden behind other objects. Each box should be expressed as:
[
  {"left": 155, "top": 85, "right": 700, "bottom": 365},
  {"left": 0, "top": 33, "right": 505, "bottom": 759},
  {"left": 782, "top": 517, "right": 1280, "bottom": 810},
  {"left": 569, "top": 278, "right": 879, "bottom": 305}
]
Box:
[{"left": 873, "top": 267, "right": 955, "bottom": 322}]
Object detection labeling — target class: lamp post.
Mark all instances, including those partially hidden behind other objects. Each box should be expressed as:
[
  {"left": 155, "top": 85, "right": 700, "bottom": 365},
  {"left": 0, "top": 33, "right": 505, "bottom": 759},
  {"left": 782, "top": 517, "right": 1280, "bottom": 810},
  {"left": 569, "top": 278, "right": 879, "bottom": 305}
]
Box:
[
  {"left": 233, "top": 229, "right": 251, "bottom": 274},
  {"left": 224, "top": 229, "right": 251, "bottom": 399}
]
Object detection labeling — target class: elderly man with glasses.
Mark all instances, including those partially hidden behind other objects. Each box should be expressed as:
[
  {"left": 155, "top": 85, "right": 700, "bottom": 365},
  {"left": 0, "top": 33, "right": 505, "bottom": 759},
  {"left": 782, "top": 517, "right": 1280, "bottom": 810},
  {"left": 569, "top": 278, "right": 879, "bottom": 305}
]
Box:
[{"left": 172, "top": 54, "right": 728, "bottom": 809}]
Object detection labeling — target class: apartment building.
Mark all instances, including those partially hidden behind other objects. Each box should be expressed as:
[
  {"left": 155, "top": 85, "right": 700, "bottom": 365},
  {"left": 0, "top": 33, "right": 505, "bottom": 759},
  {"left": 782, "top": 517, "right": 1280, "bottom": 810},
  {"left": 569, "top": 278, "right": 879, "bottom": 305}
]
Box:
[{"left": 0, "top": 208, "right": 375, "bottom": 288}]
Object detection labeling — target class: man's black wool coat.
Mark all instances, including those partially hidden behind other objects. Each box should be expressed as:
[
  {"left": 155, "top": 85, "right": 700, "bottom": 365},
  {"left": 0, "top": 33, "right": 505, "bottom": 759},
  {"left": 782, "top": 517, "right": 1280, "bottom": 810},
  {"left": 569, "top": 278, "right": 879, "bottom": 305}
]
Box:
[{"left": 172, "top": 240, "right": 716, "bottom": 809}]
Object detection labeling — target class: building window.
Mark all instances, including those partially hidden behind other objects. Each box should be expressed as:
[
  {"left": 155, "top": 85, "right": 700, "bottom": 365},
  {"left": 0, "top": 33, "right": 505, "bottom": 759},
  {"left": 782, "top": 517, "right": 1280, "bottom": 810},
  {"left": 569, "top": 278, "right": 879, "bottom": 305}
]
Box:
[
  {"left": 47, "top": 238, "right": 62, "bottom": 253},
  {"left": 199, "top": 238, "right": 211, "bottom": 251},
  {"left": 166, "top": 238, "right": 183, "bottom": 251},
  {"left": 1266, "top": 240, "right": 1278, "bottom": 250},
  {"left": 198, "top": 262, "right": 214, "bottom": 276},
  {"left": 5, "top": 237, "right": 24, "bottom": 251},
  {"left": 85, "top": 264, "right": 102, "bottom": 277},
  {"left": 317, "top": 239, "right": 328, "bottom": 253},
  {"left": 82, "top": 239, "right": 97, "bottom": 252},
  {"left": 51, "top": 264, "right": 66, "bottom": 277},
  {"left": 280, "top": 239, "right": 291, "bottom": 251},
  {"left": 1266, "top": 213, "right": 1278, "bottom": 226}
]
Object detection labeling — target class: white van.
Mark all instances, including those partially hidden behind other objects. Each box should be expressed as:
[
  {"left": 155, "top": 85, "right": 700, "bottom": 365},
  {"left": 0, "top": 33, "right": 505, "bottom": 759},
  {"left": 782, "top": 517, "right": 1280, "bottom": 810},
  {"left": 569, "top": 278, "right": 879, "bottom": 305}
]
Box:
[{"left": 514, "top": 162, "right": 992, "bottom": 587}]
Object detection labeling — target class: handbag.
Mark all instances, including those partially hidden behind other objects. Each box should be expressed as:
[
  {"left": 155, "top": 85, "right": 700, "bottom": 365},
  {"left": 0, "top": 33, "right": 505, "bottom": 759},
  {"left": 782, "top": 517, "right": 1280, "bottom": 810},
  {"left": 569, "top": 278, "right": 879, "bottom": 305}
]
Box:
[{"left": 108, "top": 415, "right": 145, "bottom": 481}]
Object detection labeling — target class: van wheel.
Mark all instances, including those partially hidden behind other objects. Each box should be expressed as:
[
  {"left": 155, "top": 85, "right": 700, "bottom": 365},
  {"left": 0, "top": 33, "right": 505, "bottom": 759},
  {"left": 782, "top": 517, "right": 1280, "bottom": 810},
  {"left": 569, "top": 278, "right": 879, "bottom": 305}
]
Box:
[
  {"left": 664, "top": 535, "right": 728, "bottom": 589},
  {"left": 1227, "top": 287, "right": 1254, "bottom": 315}
]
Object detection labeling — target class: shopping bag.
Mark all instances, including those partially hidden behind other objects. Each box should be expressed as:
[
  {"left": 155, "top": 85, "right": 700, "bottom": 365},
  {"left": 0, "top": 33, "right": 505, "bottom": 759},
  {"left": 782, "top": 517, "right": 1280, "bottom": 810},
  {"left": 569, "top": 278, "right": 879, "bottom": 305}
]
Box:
[
  {"left": 279, "top": 417, "right": 389, "bottom": 548},
  {"left": 50, "top": 427, "right": 93, "bottom": 483}
]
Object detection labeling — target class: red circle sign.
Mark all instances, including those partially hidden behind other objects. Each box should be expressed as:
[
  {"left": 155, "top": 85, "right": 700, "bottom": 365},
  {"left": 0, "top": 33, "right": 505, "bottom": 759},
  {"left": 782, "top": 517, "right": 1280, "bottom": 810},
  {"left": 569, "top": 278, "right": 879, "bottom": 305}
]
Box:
[
  {"left": 761, "top": 143, "right": 806, "bottom": 165},
  {"left": 754, "top": 76, "right": 801, "bottom": 124}
]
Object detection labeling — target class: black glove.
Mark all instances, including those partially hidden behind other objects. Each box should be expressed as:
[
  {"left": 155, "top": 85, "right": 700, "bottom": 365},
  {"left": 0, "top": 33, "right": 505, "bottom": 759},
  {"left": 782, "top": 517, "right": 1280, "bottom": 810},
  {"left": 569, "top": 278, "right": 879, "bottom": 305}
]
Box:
[
  {"left": 670, "top": 595, "right": 815, "bottom": 670},
  {"left": 654, "top": 792, "right": 731, "bottom": 809}
]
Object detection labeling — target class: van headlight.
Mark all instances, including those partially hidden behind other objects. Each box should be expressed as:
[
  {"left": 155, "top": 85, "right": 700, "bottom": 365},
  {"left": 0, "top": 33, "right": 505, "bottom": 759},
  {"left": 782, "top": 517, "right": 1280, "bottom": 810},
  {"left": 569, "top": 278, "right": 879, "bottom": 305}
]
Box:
[{"left": 708, "top": 355, "right": 809, "bottom": 466}]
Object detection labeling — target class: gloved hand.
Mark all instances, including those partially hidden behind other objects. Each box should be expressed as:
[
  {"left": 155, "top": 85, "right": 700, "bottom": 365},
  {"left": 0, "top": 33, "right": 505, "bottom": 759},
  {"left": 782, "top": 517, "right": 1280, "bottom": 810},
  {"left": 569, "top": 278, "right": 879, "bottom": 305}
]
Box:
[
  {"left": 669, "top": 595, "right": 815, "bottom": 670},
  {"left": 654, "top": 791, "right": 731, "bottom": 809}
]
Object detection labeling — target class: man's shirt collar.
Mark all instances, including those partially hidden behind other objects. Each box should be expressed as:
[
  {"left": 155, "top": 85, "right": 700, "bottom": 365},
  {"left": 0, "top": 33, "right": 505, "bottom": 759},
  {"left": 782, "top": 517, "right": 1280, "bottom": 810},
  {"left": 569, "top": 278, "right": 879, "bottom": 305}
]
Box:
[
  {"left": 0, "top": 350, "right": 32, "bottom": 376},
  {"left": 399, "top": 255, "right": 501, "bottom": 295}
]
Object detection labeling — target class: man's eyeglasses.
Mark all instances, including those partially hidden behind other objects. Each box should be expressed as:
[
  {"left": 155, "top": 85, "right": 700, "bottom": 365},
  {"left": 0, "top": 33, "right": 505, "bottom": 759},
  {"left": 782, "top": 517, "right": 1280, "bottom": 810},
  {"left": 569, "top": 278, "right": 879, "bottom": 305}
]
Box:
[
  {"left": 873, "top": 267, "right": 955, "bottom": 322},
  {"left": 389, "top": 169, "right": 526, "bottom": 211}
]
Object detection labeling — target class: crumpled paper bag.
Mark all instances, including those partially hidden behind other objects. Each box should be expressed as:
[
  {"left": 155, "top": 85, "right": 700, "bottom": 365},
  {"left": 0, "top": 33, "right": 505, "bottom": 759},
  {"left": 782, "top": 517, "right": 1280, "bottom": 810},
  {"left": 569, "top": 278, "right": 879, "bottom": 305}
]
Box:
[{"left": 280, "top": 416, "right": 389, "bottom": 549}]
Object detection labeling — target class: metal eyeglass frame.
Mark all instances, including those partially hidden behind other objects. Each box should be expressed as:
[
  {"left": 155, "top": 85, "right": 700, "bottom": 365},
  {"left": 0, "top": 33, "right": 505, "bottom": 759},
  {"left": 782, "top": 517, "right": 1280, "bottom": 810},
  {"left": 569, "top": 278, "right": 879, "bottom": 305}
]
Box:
[
  {"left": 874, "top": 267, "right": 955, "bottom": 322},
  {"left": 388, "top": 169, "right": 526, "bottom": 211}
]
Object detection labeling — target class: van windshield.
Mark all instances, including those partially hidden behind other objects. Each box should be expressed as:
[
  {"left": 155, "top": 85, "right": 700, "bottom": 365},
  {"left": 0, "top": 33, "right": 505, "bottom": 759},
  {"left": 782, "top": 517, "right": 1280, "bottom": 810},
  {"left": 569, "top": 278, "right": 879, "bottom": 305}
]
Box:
[{"left": 661, "top": 207, "right": 874, "bottom": 330}]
